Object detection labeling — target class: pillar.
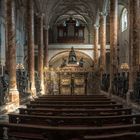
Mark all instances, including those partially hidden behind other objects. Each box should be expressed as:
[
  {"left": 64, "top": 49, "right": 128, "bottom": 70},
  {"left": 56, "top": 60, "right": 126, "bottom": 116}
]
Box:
[
  {"left": 27, "top": 0, "right": 36, "bottom": 96},
  {"left": 93, "top": 25, "right": 99, "bottom": 67},
  {"left": 109, "top": 0, "right": 118, "bottom": 95},
  {"left": 4, "top": 0, "right": 9, "bottom": 72},
  {"left": 132, "top": 0, "right": 140, "bottom": 79},
  {"left": 6, "top": 0, "right": 19, "bottom": 105},
  {"left": 127, "top": 0, "right": 140, "bottom": 105},
  {"left": 38, "top": 14, "right": 45, "bottom": 95},
  {"left": 100, "top": 12, "right": 107, "bottom": 72},
  {"left": 44, "top": 28, "right": 49, "bottom": 67}
]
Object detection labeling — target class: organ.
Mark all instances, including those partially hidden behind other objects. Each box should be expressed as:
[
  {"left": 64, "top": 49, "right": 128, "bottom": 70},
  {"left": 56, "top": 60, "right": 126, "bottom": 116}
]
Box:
[{"left": 57, "top": 18, "right": 85, "bottom": 43}]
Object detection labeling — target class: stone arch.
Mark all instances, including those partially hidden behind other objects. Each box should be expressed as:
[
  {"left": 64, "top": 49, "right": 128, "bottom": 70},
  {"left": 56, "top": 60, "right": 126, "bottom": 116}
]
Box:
[{"left": 49, "top": 50, "right": 93, "bottom": 68}]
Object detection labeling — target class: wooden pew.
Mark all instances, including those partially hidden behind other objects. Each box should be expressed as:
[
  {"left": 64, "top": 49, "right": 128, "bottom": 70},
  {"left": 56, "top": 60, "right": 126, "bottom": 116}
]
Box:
[
  {"left": 0, "top": 122, "right": 140, "bottom": 140},
  {"left": 19, "top": 108, "right": 132, "bottom": 116},
  {"left": 37, "top": 94, "right": 108, "bottom": 98},
  {"left": 39, "top": 94, "right": 106, "bottom": 98},
  {"left": 30, "top": 100, "right": 116, "bottom": 105},
  {"left": 8, "top": 113, "right": 140, "bottom": 126},
  {"left": 26, "top": 103, "right": 123, "bottom": 109},
  {"left": 37, "top": 97, "right": 109, "bottom": 101},
  {"left": 84, "top": 132, "right": 137, "bottom": 140}
]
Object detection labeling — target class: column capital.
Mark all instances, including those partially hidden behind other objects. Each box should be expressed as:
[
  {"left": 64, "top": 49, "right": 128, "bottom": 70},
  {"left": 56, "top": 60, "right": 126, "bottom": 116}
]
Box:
[
  {"left": 94, "top": 24, "right": 100, "bottom": 29},
  {"left": 100, "top": 12, "right": 108, "bottom": 17},
  {"left": 36, "top": 12, "right": 45, "bottom": 18}
]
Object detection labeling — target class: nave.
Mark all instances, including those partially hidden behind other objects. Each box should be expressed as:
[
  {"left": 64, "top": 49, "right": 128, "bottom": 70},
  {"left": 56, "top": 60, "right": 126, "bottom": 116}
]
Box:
[{"left": 0, "top": 0, "right": 140, "bottom": 139}]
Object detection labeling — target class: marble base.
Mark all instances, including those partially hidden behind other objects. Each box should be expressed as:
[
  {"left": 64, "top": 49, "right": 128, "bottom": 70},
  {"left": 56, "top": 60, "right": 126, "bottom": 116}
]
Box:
[
  {"left": 27, "top": 87, "right": 36, "bottom": 97},
  {"left": 0, "top": 102, "right": 18, "bottom": 113},
  {"left": 40, "top": 84, "right": 45, "bottom": 95},
  {"left": 9, "top": 88, "right": 19, "bottom": 107}
]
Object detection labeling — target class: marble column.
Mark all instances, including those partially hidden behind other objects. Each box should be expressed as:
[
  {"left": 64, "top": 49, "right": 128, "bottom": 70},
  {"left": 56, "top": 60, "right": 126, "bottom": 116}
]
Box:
[
  {"left": 38, "top": 14, "right": 45, "bottom": 95},
  {"left": 127, "top": 0, "right": 140, "bottom": 105},
  {"left": 44, "top": 28, "right": 49, "bottom": 67},
  {"left": 100, "top": 12, "right": 107, "bottom": 72},
  {"left": 93, "top": 25, "right": 99, "bottom": 67},
  {"left": 109, "top": 0, "right": 118, "bottom": 95},
  {"left": 6, "top": 0, "right": 19, "bottom": 105},
  {"left": 27, "top": 0, "right": 36, "bottom": 96},
  {"left": 132, "top": 0, "right": 140, "bottom": 79},
  {"left": 4, "top": 0, "right": 9, "bottom": 72}
]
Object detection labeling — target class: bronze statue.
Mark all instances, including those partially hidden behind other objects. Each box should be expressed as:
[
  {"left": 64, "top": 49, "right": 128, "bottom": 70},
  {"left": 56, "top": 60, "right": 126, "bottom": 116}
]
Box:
[
  {"left": 61, "top": 58, "right": 67, "bottom": 67},
  {"left": 68, "top": 47, "right": 77, "bottom": 64},
  {"left": 79, "top": 57, "right": 84, "bottom": 67}
]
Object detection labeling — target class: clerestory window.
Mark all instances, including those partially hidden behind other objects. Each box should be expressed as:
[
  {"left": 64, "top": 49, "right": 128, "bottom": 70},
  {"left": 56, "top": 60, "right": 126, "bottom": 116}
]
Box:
[{"left": 121, "top": 8, "right": 128, "bottom": 32}]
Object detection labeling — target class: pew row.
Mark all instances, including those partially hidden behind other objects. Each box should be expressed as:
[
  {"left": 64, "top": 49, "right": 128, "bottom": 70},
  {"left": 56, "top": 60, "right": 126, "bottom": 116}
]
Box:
[
  {"left": 26, "top": 103, "right": 123, "bottom": 109},
  {"left": 84, "top": 132, "right": 137, "bottom": 140},
  {"left": 19, "top": 107, "right": 132, "bottom": 116},
  {"left": 36, "top": 97, "right": 109, "bottom": 101},
  {"left": 8, "top": 113, "right": 140, "bottom": 126},
  {"left": 30, "top": 100, "right": 116, "bottom": 105},
  {"left": 0, "top": 123, "right": 140, "bottom": 140}
]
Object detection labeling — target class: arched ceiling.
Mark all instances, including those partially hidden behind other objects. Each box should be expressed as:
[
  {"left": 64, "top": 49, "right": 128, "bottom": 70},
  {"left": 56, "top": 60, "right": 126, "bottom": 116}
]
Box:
[
  {"left": 34, "top": 0, "right": 107, "bottom": 27},
  {"left": 18, "top": 0, "right": 128, "bottom": 28}
]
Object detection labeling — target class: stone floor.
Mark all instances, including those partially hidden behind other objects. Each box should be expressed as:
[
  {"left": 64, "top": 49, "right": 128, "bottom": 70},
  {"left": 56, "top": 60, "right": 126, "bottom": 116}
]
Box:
[{"left": 0, "top": 105, "right": 26, "bottom": 123}]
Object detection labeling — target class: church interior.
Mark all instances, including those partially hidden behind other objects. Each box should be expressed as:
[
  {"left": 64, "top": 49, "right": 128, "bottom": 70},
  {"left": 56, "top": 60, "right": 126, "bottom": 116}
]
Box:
[{"left": 0, "top": 0, "right": 140, "bottom": 139}]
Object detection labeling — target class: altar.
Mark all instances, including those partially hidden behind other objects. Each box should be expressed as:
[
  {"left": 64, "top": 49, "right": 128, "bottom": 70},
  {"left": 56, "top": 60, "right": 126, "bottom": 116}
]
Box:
[
  {"left": 44, "top": 47, "right": 100, "bottom": 95},
  {"left": 58, "top": 67, "right": 87, "bottom": 95}
]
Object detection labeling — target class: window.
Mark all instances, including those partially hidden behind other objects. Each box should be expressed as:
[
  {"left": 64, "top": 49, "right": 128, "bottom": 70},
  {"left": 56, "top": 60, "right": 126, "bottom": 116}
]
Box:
[
  {"left": 76, "top": 20, "right": 80, "bottom": 27},
  {"left": 121, "top": 8, "right": 128, "bottom": 32},
  {"left": 63, "top": 21, "right": 66, "bottom": 27}
]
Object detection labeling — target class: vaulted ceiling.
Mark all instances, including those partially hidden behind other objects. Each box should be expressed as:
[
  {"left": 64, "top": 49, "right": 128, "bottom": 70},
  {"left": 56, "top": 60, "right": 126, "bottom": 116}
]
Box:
[
  {"left": 17, "top": 0, "right": 128, "bottom": 28},
  {"left": 34, "top": 0, "right": 109, "bottom": 27}
]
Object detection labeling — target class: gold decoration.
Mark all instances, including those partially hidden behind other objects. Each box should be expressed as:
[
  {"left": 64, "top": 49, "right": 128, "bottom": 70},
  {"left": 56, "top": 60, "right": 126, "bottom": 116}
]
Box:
[
  {"left": 16, "top": 63, "right": 24, "bottom": 70},
  {"left": 120, "top": 63, "right": 129, "bottom": 71}
]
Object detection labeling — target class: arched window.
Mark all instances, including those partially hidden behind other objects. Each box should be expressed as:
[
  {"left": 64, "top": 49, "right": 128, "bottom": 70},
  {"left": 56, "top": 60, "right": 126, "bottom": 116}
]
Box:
[{"left": 121, "top": 8, "right": 128, "bottom": 32}]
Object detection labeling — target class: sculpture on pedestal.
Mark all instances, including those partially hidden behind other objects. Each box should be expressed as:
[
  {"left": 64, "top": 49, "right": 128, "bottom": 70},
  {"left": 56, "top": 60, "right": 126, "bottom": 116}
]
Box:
[
  {"left": 79, "top": 57, "right": 84, "bottom": 67},
  {"left": 68, "top": 47, "right": 77, "bottom": 64}
]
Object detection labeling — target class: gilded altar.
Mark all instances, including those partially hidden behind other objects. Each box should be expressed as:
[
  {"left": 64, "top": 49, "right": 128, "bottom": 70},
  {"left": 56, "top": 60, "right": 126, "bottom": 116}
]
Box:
[
  {"left": 44, "top": 47, "right": 100, "bottom": 95},
  {"left": 59, "top": 69, "right": 87, "bottom": 95},
  {"left": 44, "top": 66, "right": 100, "bottom": 95}
]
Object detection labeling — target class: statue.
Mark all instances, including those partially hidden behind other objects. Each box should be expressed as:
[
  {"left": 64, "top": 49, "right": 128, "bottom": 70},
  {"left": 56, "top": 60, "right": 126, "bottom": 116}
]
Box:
[
  {"left": 61, "top": 58, "right": 67, "bottom": 67},
  {"left": 68, "top": 47, "right": 77, "bottom": 64},
  {"left": 79, "top": 57, "right": 84, "bottom": 67}
]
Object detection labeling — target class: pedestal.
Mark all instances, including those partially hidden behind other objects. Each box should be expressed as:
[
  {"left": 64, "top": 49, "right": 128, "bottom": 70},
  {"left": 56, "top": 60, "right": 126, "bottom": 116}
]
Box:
[{"left": 9, "top": 88, "right": 19, "bottom": 107}]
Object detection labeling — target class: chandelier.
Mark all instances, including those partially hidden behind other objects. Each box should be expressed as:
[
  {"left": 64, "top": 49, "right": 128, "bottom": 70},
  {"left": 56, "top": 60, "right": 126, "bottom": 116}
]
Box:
[
  {"left": 16, "top": 63, "right": 24, "bottom": 70},
  {"left": 120, "top": 63, "right": 129, "bottom": 71}
]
